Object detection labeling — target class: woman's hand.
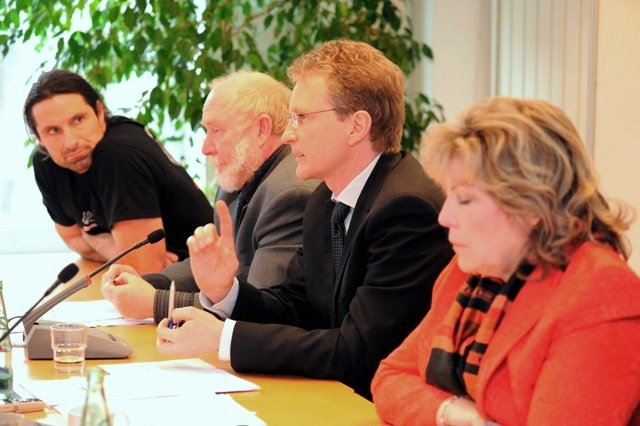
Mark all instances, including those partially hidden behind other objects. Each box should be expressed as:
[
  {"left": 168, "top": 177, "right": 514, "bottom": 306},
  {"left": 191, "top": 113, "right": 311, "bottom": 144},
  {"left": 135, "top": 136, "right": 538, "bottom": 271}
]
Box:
[{"left": 437, "top": 396, "right": 499, "bottom": 426}]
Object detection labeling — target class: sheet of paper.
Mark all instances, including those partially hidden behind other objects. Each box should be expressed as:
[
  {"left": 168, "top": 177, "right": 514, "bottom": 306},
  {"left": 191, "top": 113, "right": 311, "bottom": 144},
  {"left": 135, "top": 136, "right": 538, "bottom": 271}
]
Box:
[
  {"left": 98, "top": 358, "right": 260, "bottom": 396},
  {"left": 21, "top": 381, "right": 265, "bottom": 426},
  {"left": 107, "top": 394, "right": 266, "bottom": 426},
  {"left": 40, "top": 299, "right": 154, "bottom": 326},
  {"left": 19, "top": 377, "right": 86, "bottom": 408},
  {"left": 20, "top": 359, "right": 263, "bottom": 425}
]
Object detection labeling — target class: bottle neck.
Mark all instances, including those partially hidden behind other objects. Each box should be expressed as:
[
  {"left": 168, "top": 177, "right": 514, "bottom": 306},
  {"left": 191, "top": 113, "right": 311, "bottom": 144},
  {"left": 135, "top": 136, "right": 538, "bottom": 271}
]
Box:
[{"left": 82, "top": 367, "right": 111, "bottom": 426}]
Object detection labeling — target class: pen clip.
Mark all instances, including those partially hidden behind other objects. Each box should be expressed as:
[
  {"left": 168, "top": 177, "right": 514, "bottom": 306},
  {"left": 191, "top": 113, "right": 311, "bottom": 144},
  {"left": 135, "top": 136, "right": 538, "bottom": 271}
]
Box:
[{"left": 168, "top": 281, "right": 176, "bottom": 329}]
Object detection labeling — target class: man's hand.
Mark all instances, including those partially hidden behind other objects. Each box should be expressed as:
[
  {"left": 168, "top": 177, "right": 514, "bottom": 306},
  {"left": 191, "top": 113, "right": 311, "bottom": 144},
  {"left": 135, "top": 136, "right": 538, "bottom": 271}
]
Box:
[
  {"left": 101, "top": 264, "right": 154, "bottom": 319},
  {"left": 188, "top": 200, "right": 239, "bottom": 303},
  {"left": 156, "top": 307, "right": 223, "bottom": 356},
  {"left": 102, "top": 264, "right": 140, "bottom": 285}
]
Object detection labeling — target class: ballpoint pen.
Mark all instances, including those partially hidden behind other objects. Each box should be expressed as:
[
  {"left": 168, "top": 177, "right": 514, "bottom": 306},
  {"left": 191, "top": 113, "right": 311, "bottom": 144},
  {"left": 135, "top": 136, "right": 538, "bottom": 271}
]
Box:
[{"left": 168, "top": 280, "right": 177, "bottom": 329}]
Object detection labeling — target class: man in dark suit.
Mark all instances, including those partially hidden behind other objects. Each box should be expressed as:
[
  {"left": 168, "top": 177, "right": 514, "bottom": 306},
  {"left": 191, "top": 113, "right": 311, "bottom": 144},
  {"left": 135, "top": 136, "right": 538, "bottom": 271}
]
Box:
[
  {"left": 157, "top": 40, "right": 454, "bottom": 399},
  {"left": 101, "top": 71, "right": 319, "bottom": 321}
]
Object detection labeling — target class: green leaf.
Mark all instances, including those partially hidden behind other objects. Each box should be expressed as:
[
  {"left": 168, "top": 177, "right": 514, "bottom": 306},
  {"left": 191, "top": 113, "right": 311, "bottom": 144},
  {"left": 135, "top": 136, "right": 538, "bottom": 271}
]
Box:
[
  {"left": 124, "top": 7, "right": 137, "bottom": 29},
  {"left": 264, "top": 14, "right": 273, "bottom": 29},
  {"left": 1, "top": 0, "right": 442, "bottom": 157},
  {"left": 168, "top": 94, "right": 182, "bottom": 118},
  {"left": 108, "top": 6, "right": 119, "bottom": 23}
]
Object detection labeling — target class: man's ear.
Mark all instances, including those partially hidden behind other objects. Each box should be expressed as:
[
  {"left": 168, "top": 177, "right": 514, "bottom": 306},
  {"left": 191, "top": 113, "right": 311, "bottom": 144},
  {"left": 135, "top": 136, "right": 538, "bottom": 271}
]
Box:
[
  {"left": 348, "top": 110, "right": 372, "bottom": 146},
  {"left": 96, "top": 100, "right": 107, "bottom": 129},
  {"left": 256, "top": 114, "right": 273, "bottom": 147}
]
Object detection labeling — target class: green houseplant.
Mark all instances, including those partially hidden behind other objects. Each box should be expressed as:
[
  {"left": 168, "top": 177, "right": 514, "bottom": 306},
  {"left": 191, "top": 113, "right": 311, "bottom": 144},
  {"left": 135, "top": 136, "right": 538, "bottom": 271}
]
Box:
[{"left": 0, "top": 0, "right": 443, "bottom": 153}]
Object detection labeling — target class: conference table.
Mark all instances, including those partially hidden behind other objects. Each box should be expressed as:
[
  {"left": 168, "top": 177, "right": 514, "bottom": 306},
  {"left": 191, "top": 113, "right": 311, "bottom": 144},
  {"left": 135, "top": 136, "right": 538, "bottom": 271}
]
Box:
[{"left": 2, "top": 255, "right": 383, "bottom": 425}]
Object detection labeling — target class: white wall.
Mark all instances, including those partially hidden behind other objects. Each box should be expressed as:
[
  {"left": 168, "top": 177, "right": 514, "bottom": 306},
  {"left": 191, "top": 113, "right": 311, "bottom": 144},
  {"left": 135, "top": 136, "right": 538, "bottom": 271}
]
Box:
[
  {"left": 594, "top": 0, "right": 640, "bottom": 273},
  {"left": 0, "top": 45, "right": 67, "bottom": 253},
  {"left": 424, "top": 0, "right": 494, "bottom": 119},
  {"left": 422, "top": 0, "right": 640, "bottom": 273},
  {"left": 492, "top": 0, "right": 598, "bottom": 152}
]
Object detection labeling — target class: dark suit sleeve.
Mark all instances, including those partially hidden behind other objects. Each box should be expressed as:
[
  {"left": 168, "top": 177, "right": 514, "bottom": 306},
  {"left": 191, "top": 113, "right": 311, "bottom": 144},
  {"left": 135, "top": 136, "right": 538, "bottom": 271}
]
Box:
[
  {"left": 144, "top": 258, "right": 200, "bottom": 323},
  {"left": 229, "top": 190, "right": 453, "bottom": 397},
  {"left": 153, "top": 288, "right": 200, "bottom": 323},
  {"left": 146, "top": 258, "right": 198, "bottom": 291}
]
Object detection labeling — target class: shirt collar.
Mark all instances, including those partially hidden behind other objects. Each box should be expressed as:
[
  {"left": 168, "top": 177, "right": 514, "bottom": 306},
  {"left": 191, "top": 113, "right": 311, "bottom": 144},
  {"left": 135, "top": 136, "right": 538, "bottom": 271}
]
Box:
[{"left": 331, "top": 153, "right": 381, "bottom": 208}]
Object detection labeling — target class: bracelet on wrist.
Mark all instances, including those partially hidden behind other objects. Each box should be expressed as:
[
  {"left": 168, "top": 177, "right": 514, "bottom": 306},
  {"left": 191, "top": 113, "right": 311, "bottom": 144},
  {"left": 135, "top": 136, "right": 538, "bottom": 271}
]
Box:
[{"left": 437, "top": 395, "right": 459, "bottom": 426}]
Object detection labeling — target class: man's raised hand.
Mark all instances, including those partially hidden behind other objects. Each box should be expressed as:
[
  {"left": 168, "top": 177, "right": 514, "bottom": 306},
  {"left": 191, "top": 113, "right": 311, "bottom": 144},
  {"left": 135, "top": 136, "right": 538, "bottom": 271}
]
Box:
[{"left": 187, "top": 200, "right": 239, "bottom": 303}]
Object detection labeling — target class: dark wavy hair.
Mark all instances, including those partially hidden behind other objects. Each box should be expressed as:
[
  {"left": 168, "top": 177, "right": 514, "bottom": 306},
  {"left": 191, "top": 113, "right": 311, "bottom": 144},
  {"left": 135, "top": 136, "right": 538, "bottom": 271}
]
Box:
[{"left": 23, "top": 69, "right": 109, "bottom": 141}]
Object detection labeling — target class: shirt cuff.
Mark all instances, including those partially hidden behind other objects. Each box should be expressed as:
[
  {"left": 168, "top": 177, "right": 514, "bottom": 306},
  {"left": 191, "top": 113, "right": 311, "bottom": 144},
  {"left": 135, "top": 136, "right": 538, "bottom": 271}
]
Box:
[
  {"left": 199, "top": 277, "right": 240, "bottom": 319},
  {"left": 218, "top": 319, "right": 235, "bottom": 361}
]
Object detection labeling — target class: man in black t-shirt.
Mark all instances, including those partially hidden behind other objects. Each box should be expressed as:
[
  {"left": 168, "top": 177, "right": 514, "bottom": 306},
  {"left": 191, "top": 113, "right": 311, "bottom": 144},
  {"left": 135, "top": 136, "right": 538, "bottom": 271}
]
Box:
[{"left": 24, "top": 70, "right": 213, "bottom": 274}]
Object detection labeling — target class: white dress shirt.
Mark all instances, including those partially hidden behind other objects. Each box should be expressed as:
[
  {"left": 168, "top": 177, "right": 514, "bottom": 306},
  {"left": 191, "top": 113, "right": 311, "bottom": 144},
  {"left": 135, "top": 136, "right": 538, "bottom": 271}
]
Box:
[{"left": 201, "top": 154, "right": 382, "bottom": 361}]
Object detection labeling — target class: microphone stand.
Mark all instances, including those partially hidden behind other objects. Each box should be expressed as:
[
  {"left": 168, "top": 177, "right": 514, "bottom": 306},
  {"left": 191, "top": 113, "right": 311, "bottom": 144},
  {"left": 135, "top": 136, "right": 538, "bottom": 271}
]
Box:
[
  {"left": 22, "top": 229, "right": 165, "bottom": 360},
  {"left": 22, "top": 228, "right": 166, "bottom": 336},
  {"left": 0, "top": 264, "right": 78, "bottom": 343}
]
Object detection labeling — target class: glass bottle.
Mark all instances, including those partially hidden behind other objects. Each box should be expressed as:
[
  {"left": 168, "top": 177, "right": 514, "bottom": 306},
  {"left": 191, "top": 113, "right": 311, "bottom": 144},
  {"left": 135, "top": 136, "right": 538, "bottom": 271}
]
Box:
[
  {"left": 0, "top": 281, "right": 13, "bottom": 394},
  {"left": 81, "top": 367, "right": 111, "bottom": 426}
]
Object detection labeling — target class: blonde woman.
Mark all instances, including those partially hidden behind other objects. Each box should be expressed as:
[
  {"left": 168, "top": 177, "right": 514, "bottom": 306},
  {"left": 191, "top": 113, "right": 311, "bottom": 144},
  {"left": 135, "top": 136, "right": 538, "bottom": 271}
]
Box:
[{"left": 372, "top": 97, "right": 640, "bottom": 425}]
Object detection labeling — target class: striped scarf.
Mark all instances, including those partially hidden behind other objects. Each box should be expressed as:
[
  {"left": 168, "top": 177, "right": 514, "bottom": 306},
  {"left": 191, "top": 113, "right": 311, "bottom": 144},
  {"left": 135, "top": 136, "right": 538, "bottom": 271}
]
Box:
[{"left": 426, "top": 265, "right": 530, "bottom": 400}]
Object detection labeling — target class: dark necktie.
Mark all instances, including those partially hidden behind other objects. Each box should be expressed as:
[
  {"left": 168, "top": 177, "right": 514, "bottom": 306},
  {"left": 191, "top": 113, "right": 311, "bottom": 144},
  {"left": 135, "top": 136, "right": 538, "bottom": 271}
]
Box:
[{"left": 330, "top": 201, "right": 350, "bottom": 277}]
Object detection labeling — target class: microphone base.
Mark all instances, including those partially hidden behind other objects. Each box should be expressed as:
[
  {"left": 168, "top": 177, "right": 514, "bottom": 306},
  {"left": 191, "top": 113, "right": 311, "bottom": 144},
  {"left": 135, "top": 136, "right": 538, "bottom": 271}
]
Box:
[{"left": 24, "top": 324, "right": 133, "bottom": 360}]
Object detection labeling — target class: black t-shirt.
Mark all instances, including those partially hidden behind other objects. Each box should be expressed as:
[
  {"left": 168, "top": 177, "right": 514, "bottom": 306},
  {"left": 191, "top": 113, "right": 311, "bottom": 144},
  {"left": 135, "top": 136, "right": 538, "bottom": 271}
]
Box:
[{"left": 32, "top": 116, "right": 213, "bottom": 259}]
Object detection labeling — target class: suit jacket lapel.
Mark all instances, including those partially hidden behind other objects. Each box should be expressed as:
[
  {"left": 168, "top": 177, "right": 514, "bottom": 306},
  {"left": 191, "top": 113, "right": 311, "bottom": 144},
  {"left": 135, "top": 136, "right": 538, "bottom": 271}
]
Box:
[
  {"left": 475, "top": 270, "right": 560, "bottom": 409},
  {"left": 322, "top": 197, "right": 336, "bottom": 279},
  {"left": 214, "top": 189, "right": 239, "bottom": 229},
  {"left": 333, "top": 152, "right": 403, "bottom": 299},
  {"left": 320, "top": 197, "right": 339, "bottom": 324},
  {"left": 234, "top": 196, "right": 249, "bottom": 237}
]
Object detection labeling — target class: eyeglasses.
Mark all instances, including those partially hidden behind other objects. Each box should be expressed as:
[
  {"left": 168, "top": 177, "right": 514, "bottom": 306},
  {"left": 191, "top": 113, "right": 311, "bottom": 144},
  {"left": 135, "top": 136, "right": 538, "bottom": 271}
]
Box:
[{"left": 286, "top": 109, "right": 336, "bottom": 128}]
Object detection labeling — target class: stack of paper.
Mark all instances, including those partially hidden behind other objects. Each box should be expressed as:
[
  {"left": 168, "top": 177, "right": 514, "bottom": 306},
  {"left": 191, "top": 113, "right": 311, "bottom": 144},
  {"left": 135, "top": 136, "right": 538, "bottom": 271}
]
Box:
[
  {"left": 20, "top": 358, "right": 264, "bottom": 426},
  {"left": 41, "top": 299, "right": 154, "bottom": 326}
]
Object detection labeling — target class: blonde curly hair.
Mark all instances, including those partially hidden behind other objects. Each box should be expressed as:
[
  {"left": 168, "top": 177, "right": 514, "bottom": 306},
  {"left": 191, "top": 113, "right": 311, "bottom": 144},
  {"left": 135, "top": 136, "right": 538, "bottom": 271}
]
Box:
[{"left": 421, "top": 96, "right": 634, "bottom": 277}]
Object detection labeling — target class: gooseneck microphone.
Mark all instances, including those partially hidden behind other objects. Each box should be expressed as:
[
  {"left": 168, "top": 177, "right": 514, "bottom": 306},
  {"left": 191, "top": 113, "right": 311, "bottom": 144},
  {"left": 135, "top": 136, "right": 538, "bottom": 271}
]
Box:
[
  {"left": 130, "top": 228, "right": 166, "bottom": 249},
  {"left": 0, "top": 263, "right": 79, "bottom": 343},
  {"left": 77, "top": 228, "right": 167, "bottom": 281},
  {"left": 22, "top": 228, "right": 166, "bottom": 336},
  {"left": 44, "top": 263, "right": 80, "bottom": 297},
  {"left": 22, "top": 228, "right": 166, "bottom": 359}
]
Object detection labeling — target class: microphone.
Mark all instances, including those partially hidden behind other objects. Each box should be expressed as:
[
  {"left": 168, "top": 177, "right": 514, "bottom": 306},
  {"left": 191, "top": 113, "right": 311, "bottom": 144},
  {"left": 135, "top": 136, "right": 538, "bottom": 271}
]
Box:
[
  {"left": 22, "top": 228, "right": 166, "bottom": 335},
  {"left": 78, "top": 228, "right": 167, "bottom": 283},
  {"left": 134, "top": 228, "right": 165, "bottom": 247},
  {"left": 21, "top": 228, "right": 165, "bottom": 359},
  {"left": 0, "top": 263, "right": 79, "bottom": 343},
  {"left": 44, "top": 263, "right": 80, "bottom": 297}
]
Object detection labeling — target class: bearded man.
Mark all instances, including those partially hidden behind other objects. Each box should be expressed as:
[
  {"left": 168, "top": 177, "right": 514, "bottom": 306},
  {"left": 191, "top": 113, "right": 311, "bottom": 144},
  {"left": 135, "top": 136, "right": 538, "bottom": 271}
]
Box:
[
  {"left": 25, "top": 70, "right": 213, "bottom": 273},
  {"left": 101, "top": 71, "right": 320, "bottom": 321}
]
